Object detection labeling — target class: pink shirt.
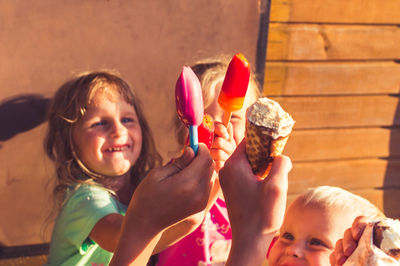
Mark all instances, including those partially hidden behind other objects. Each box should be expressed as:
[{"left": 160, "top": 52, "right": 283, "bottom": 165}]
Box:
[{"left": 157, "top": 199, "right": 232, "bottom": 266}]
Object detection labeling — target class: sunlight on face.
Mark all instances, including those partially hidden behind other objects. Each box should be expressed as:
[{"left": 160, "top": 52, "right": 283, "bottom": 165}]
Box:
[
  {"left": 268, "top": 201, "right": 356, "bottom": 266},
  {"left": 72, "top": 91, "right": 142, "bottom": 177}
]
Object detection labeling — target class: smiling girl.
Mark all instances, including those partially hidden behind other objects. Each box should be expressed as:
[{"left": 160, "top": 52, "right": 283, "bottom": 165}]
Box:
[{"left": 44, "top": 71, "right": 211, "bottom": 265}]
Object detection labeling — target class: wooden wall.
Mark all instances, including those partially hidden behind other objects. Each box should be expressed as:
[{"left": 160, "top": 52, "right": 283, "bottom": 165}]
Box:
[{"left": 263, "top": 0, "right": 400, "bottom": 218}]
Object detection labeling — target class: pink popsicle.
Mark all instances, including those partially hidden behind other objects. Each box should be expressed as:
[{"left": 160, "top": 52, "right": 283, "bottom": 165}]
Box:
[{"left": 175, "top": 66, "right": 204, "bottom": 154}]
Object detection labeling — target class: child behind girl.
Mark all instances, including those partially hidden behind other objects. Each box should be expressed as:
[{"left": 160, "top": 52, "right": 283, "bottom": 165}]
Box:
[
  {"left": 266, "top": 186, "right": 385, "bottom": 266},
  {"left": 44, "top": 71, "right": 214, "bottom": 265},
  {"left": 157, "top": 55, "right": 261, "bottom": 265}
]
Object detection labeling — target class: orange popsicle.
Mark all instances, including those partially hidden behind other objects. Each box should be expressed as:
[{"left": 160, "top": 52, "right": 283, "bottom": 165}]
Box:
[{"left": 218, "top": 53, "right": 250, "bottom": 126}]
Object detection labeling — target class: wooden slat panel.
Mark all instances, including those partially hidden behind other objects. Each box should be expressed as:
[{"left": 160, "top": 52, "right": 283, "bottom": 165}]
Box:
[
  {"left": 270, "top": 0, "right": 400, "bottom": 24},
  {"left": 287, "top": 158, "right": 400, "bottom": 194},
  {"left": 286, "top": 128, "right": 400, "bottom": 161},
  {"left": 270, "top": 95, "right": 400, "bottom": 129},
  {"left": 288, "top": 188, "right": 400, "bottom": 218},
  {"left": 266, "top": 23, "right": 400, "bottom": 60},
  {"left": 264, "top": 61, "right": 400, "bottom": 96}
]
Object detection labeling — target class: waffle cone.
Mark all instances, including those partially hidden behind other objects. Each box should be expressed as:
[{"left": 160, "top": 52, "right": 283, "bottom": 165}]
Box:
[{"left": 245, "top": 120, "right": 289, "bottom": 178}]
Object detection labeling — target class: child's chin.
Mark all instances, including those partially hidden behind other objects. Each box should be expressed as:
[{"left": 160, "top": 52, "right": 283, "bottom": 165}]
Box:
[{"left": 102, "top": 166, "right": 131, "bottom": 177}]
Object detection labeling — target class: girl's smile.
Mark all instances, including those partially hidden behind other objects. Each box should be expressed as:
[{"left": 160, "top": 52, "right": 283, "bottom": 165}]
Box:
[{"left": 104, "top": 144, "right": 131, "bottom": 152}]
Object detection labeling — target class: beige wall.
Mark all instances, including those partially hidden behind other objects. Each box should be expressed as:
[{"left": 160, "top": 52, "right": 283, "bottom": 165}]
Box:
[{"left": 0, "top": 1, "right": 260, "bottom": 246}]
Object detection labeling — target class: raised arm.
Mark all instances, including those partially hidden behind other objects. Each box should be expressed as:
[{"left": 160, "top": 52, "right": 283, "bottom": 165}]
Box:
[
  {"left": 110, "top": 144, "right": 214, "bottom": 265},
  {"left": 219, "top": 140, "right": 292, "bottom": 266}
]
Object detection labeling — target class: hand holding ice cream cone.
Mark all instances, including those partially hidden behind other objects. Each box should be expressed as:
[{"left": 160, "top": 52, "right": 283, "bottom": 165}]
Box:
[{"left": 245, "top": 97, "right": 295, "bottom": 178}]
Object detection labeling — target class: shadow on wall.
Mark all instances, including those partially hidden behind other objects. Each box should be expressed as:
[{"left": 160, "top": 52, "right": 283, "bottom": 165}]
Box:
[
  {"left": 384, "top": 96, "right": 400, "bottom": 218},
  {"left": 0, "top": 94, "right": 50, "bottom": 147}
]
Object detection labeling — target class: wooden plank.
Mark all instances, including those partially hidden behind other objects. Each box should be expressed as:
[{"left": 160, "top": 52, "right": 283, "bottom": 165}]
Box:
[
  {"left": 270, "top": 95, "right": 400, "bottom": 129},
  {"left": 287, "top": 188, "right": 400, "bottom": 218},
  {"left": 287, "top": 158, "right": 400, "bottom": 194},
  {"left": 266, "top": 23, "right": 400, "bottom": 60},
  {"left": 264, "top": 61, "right": 400, "bottom": 96},
  {"left": 0, "top": 255, "right": 48, "bottom": 265},
  {"left": 286, "top": 128, "right": 400, "bottom": 161},
  {"left": 270, "top": 0, "right": 400, "bottom": 24}
]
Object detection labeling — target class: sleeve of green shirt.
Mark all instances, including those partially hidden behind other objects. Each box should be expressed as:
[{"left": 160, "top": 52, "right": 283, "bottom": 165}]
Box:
[{"left": 60, "top": 184, "right": 121, "bottom": 252}]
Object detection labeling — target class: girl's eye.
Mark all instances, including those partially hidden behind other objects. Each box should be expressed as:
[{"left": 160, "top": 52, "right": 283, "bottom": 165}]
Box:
[
  {"left": 121, "top": 117, "right": 135, "bottom": 124},
  {"left": 281, "top": 232, "right": 294, "bottom": 241},
  {"left": 309, "top": 238, "right": 326, "bottom": 247},
  {"left": 91, "top": 121, "right": 107, "bottom": 128}
]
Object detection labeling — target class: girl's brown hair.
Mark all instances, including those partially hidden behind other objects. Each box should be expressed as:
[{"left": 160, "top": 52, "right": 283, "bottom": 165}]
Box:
[{"left": 44, "top": 70, "right": 162, "bottom": 207}]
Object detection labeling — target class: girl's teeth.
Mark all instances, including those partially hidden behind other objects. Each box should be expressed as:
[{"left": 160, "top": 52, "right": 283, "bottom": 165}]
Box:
[{"left": 108, "top": 146, "right": 126, "bottom": 151}]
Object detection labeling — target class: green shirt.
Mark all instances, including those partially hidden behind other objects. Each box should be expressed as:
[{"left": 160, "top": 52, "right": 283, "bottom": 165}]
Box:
[{"left": 47, "top": 184, "right": 127, "bottom": 266}]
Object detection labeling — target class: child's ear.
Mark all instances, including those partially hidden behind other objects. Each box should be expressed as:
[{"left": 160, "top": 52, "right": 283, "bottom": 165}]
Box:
[{"left": 267, "top": 235, "right": 279, "bottom": 259}]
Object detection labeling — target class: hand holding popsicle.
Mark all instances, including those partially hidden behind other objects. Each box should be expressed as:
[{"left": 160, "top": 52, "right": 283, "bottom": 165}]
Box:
[
  {"left": 185, "top": 113, "right": 215, "bottom": 150},
  {"left": 176, "top": 66, "right": 204, "bottom": 154},
  {"left": 218, "top": 53, "right": 250, "bottom": 126}
]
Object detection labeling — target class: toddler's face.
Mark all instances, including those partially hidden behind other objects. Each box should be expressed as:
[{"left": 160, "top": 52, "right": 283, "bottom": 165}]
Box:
[
  {"left": 267, "top": 201, "right": 355, "bottom": 266},
  {"left": 72, "top": 91, "right": 142, "bottom": 177}
]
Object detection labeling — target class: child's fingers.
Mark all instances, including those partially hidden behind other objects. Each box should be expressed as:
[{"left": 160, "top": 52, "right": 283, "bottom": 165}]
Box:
[
  {"left": 213, "top": 121, "right": 235, "bottom": 148},
  {"left": 229, "top": 139, "right": 247, "bottom": 160},
  {"left": 329, "top": 251, "right": 335, "bottom": 266},
  {"left": 351, "top": 216, "right": 369, "bottom": 241},
  {"left": 342, "top": 228, "right": 356, "bottom": 257},
  {"left": 332, "top": 239, "right": 347, "bottom": 265},
  {"left": 180, "top": 144, "right": 214, "bottom": 182},
  {"left": 210, "top": 143, "right": 231, "bottom": 161},
  {"left": 214, "top": 161, "right": 225, "bottom": 172},
  {"left": 159, "top": 147, "right": 195, "bottom": 179},
  {"left": 178, "top": 144, "right": 215, "bottom": 211},
  {"left": 210, "top": 137, "right": 235, "bottom": 161},
  {"left": 213, "top": 122, "right": 230, "bottom": 139},
  {"left": 219, "top": 140, "right": 250, "bottom": 187},
  {"left": 263, "top": 155, "right": 292, "bottom": 189},
  {"left": 226, "top": 121, "right": 234, "bottom": 142}
]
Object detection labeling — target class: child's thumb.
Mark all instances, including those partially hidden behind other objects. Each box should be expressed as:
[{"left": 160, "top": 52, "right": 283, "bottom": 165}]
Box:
[
  {"left": 264, "top": 155, "right": 292, "bottom": 189},
  {"left": 161, "top": 147, "right": 195, "bottom": 178}
]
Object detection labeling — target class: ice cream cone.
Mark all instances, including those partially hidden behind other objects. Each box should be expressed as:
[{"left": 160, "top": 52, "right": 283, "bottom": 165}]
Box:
[
  {"left": 245, "top": 97, "right": 294, "bottom": 178},
  {"left": 373, "top": 218, "right": 400, "bottom": 261}
]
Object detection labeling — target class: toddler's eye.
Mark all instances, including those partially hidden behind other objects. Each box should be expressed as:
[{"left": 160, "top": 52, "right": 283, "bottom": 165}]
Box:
[
  {"left": 281, "top": 232, "right": 294, "bottom": 241},
  {"left": 310, "top": 238, "right": 326, "bottom": 247}
]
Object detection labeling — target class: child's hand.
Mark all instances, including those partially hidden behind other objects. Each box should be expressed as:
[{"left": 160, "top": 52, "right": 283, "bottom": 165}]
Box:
[
  {"left": 219, "top": 140, "right": 292, "bottom": 265},
  {"left": 331, "top": 216, "right": 369, "bottom": 265},
  {"left": 220, "top": 140, "right": 291, "bottom": 235},
  {"left": 111, "top": 144, "right": 214, "bottom": 265},
  {"left": 329, "top": 215, "right": 369, "bottom": 266},
  {"left": 129, "top": 144, "right": 214, "bottom": 231},
  {"left": 211, "top": 121, "right": 236, "bottom": 172}
]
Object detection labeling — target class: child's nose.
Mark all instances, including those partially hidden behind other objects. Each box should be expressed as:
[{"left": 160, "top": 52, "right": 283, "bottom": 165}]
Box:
[
  {"left": 285, "top": 242, "right": 305, "bottom": 258},
  {"left": 110, "top": 121, "right": 127, "bottom": 137}
]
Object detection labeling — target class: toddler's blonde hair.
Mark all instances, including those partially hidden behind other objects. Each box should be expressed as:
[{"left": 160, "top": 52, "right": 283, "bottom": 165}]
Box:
[{"left": 293, "top": 186, "right": 385, "bottom": 220}]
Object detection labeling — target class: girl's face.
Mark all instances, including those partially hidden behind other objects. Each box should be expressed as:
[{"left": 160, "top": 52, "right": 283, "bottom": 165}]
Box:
[
  {"left": 205, "top": 81, "right": 249, "bottom": 145},
  {"left": 72, "top": 91, "right": 142, "bottom": 177},
  {"left": 267, "top": 202, "right": 354, "bottom": 266}
]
